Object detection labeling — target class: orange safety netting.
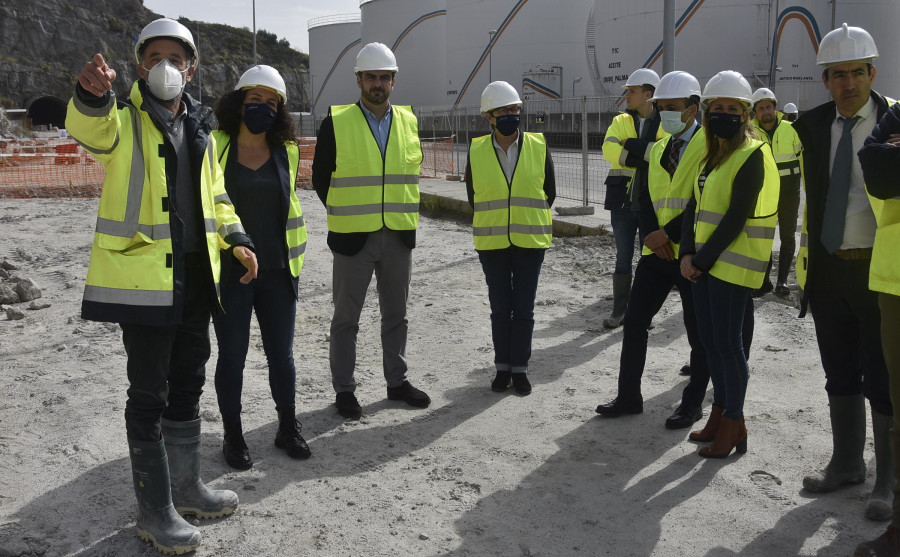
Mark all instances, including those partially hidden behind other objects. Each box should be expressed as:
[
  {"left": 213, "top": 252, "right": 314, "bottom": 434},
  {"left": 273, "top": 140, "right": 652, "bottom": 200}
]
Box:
[
  {"left": 0, "top": 135, "right": 453, "bottom": 200},
  {"left": 0, "top": 138, "right": 104, "bottom": 198},
  {"left": 420, "top": 136, "right": 455, "bottom": 178}
]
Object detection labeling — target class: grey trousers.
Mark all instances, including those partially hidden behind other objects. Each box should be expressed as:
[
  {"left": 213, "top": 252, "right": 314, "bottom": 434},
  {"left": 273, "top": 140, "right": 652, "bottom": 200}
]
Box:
[{"left": 330, "top": 228, "right": 412, "bottom": 392}]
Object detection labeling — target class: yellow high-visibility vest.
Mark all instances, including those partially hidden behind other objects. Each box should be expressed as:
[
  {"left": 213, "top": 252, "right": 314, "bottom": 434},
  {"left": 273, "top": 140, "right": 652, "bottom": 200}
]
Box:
[
  {"left": 691, "top": 139, "right": 780, "bottom": 289},
  {"left": 602, "top": 112, "right": 668, "bottom": 191},
  {"left": 753, "top": 114, "right": 802, "bottom": 179},
  {"left": 643, "top": 128, "right": 707, "bottom": 258},
  {"left": 212, "top": 130, "right": 307, "bottom": 277},
  {"left": 327, "top": 104, "right": 422, "bottom": 233},
  {"left": 469, "top": 132, "right": 552, "bottom": 250},
  {"left": 66, "top": 81, "right": 244, "bottom": 324}
]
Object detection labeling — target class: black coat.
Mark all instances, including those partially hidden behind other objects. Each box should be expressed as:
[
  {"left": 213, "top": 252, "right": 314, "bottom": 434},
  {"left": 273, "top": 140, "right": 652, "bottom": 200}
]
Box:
[{"left": 791, "top": 89, "right": 891, "bottom": 315}]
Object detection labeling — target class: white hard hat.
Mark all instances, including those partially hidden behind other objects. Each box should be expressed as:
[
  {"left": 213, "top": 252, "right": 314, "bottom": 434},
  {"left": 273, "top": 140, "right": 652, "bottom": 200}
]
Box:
[
  {"left": 236, "top": 65, "right": 287, "bottom": 103},
  {"left": 134, "top": 18, "right": 198, "bottom": 68},
  {"left": 623, "top": 68, "right": 660, "bottom": 89},
  {"left": 354, "top": 42, "right": 398, "bottom": 73},
  {"left": 752, "top": 88, "right": 777, "bottom": 107},
  {"left": 701, "top": 70, "right": 753, "bottom": 107},
  {"left": 651, "top": 71, "right": 701, "bottom": 101},
  {"left": 817, "top": 23, "right": 878, "bottom": 67},
  {"left": 783, "top": 102, "right": 798, "bottom": 114},
  {"left": 481, "top": 81, "right": 522, "bottom": 113}
]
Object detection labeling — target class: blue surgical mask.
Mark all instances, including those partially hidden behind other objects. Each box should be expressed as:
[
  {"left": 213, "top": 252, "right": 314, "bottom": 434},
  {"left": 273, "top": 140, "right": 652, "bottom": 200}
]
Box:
[
  {"left": 708, "top": 112, "right": 743, "bottom": 140},
  {"left": 659, "top": 109, "right": 688, "bottom": 135},
  {"left": 242, "top": 103, "right": 277, "bottom": 135},
  {"left": 494, "top": 113, "right": 520, "bottom": 136}
]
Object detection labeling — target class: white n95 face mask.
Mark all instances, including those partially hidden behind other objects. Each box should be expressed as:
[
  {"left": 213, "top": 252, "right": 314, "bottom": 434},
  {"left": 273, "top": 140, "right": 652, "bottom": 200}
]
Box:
[{"left": 143, "top": 59, "right": 188, "bottom": 101}]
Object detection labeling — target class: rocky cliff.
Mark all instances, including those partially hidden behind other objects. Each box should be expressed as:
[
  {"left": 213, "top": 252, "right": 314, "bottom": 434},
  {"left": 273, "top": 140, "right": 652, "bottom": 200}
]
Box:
[{"left": 0, "top": 0, "right": 310, "bottom": 111}]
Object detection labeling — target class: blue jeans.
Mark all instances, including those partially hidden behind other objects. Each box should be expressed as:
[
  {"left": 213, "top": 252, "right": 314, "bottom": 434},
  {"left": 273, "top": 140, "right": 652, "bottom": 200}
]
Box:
[
  {"left": 213, "top": 267, "right": 297, "bottom": 422},
  {"left": 610, "top": 207, "right": 643, "bottom": 275},
  {"left": 478, "top": 247, "right": 545, "bottom": 373},
  {"left": 692, "top": 274, "right": 753, "bottom": 420}
]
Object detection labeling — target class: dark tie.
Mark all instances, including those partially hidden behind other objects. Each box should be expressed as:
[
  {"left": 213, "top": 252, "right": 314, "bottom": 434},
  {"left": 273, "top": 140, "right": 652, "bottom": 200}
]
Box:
[
  {"left": 667, "top": 138, "right": 685, "bottom": 175},
  {"left": 821, "top": 116, "right": 860, "bottom": 253}
]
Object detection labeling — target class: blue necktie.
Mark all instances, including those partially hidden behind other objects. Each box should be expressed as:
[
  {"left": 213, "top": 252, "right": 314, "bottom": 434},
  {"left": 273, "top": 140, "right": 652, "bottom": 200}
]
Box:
[{"left": 821, "top": 116, "right": 860, "bottom": 253}]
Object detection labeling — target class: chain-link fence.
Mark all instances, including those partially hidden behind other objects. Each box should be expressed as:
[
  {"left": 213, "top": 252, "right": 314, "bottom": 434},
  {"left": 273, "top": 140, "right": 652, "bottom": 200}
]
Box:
[{"left": 298, "top": 96, "right": 627, "bottom": 205}]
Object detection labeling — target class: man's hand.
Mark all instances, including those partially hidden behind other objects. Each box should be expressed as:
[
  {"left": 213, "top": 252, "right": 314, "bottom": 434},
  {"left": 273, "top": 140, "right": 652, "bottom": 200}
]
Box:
[
  {"left": 885, "top": 133, "right": 900, "bottom": 146},
  {"left": 643, "top": 229, "right": 674, "bottom": 261},
  {"left": 680, "top": 254, "right": 703, "bottom": 283},
  {"left": 78, "top": 54, "right": 117, "bottom": 97},
  {"left": 233, "top": 246, "right": 258, "bottom": 284}
]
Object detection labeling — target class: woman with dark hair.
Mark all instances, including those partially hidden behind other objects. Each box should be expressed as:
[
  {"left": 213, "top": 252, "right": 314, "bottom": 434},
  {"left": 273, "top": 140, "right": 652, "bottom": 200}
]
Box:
[
  {"left": 678, "top": 70, "right": 779, "bottom": 458},
  {"left": 211, "top": 65, "right": 309, "bottom": 469}
]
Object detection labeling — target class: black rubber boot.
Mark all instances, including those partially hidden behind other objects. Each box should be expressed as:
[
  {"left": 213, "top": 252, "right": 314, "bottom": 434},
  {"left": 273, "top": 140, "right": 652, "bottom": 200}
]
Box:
[
  {"left": 603, "top": 273, "right": 631, "bottom": 329},
  {"left": 222, "top": 418, "right": 252, "bottom": 470},
  {"left": 128, "top": 437, "right": 201, "bottom": 555},
  {"left": 803, "top": 394, "right": 867, "bottom": 493},
  {"left": 275, "top": 407, "right": 312, "bottom": 459},
  {"left": 867, "top": 409, "right": 895, "bottom": 521},
  {"left": 162, "top": 418, "right": 239, "bottom": 519}
]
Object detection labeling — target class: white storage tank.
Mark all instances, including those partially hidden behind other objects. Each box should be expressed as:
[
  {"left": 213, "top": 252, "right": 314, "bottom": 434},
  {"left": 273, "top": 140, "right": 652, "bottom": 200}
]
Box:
[
  {"left": 307, "top": 14, "right": 362, "bottom": 118},
  {"left": 445, "top": 0, "right": 595, "bottom": 110},
  {"left": 585, "top": 0, "right": 900, "bottom": 111},
  {"left": 360, "top": 0, "right": 448, "bottom": 108}
]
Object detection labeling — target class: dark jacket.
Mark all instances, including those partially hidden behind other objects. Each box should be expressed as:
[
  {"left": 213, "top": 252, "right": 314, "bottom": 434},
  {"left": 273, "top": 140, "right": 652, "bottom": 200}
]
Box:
[
  {"left": 859, "top": 102, "right": 900, "bottom": 200},
  {"left": 792, "top": 90, "right": 891, "bottom": 315},
  {"left": 75, "top": 80, "right": 253, "bottom": 325},
  {"left": 604, "top": 108, "right": 661, "bottom": 211}
]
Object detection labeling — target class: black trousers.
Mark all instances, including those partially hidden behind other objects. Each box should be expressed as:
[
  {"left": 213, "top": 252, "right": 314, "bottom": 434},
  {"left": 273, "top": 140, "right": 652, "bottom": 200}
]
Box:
[
  {"left": 617, "top": 254, "right": 709, "bottom": 408},
  {"left": 122, "top": 254, "right": 213, "bottom": 442},
  {"left": 807, "top": 252, "right": 892, "bottom": 415}
]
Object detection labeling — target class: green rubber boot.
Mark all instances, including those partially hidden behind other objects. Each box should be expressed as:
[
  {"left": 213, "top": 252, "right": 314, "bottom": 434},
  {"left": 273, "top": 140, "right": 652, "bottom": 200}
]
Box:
[
  {"left": 162, "top": 418, "right": 239, "bottom": 519},
  {"left": 128, "top": 438, "right": 201, "bottom": 555}
]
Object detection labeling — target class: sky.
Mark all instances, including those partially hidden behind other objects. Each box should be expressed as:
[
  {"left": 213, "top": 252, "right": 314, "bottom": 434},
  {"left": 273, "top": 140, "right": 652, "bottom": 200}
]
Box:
[{"left": 142, "top": 0, "right": 362, "bottom": 54}]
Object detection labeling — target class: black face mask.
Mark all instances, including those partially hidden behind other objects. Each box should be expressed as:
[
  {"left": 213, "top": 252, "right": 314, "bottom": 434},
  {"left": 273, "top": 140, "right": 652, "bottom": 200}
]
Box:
[
  {"left": 243, "top": 103, "right": 277, "bottom": 135},
  {"left": 494, "top": 113, "right": 520, "bottom": 136},
  {"left": 708, "top": 112, "right": 743, "bottom": 140}
]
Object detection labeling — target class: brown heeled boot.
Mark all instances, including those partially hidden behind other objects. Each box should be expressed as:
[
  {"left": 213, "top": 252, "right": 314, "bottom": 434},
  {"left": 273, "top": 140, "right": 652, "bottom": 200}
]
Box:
[
  {"left": 699, "top": 416, "right": 748, "bottom": 458},
  {"left": 689, "top": 405, "right": 723, "bottom": 442}
]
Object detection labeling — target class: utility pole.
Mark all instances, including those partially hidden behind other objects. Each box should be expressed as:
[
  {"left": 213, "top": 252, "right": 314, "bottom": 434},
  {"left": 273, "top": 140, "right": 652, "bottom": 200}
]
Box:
[
  {"left": 488, "top": 30, "right": 496, "bottom": 82},
  {"left": 252, "top": 0, "right": 257, "bottom": 65},
  {"left": 663, "top": 0, "right": 675, "bottom": 73}
]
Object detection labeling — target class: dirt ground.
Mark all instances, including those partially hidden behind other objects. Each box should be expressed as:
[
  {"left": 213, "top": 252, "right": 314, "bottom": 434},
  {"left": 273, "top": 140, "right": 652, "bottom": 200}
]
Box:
[{"left": 0, "top": 186, "right": 888, "bottom": 556}]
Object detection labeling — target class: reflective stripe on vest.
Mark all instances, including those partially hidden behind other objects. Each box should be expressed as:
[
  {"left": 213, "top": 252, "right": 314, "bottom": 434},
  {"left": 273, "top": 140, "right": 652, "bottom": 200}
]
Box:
[
  {"left": 470, "top": 132, "right": 552, "bottom": 250},
  {"left": 642, "top": 129, "right": 706, "bottom": 258},
  {"left": 692, "top": 139, "right": 780, "bottom": 288},
  {"left": 327, "top": 104, "right": 422, "bottom": 233}
]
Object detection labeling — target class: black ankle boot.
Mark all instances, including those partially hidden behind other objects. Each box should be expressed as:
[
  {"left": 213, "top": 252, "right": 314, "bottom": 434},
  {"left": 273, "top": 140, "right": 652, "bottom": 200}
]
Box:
[
  {"left": 275, "top": 408, "right": 311, "bottom": 460},
  {"left": 222, "top": 418, "right": 252, "bottom": 470}
]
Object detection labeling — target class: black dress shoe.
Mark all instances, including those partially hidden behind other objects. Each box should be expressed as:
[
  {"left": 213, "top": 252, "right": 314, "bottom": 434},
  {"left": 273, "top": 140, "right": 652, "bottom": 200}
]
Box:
[
  {"left": 679, "top": 364, "right": 691, "bottom": 376},
  {"left": 387, "top": 380, "right": 431, "bottom": 408},
  {"left": 511, "top": 373, "right": 531, "bottom": 396},
  {"left": 751, "top": 281, "right": 774, "bottom": 298},
  {"left": 491, "top": 370, "right": 511, "bottom": 392},
  {"left": 664, "top": 404, "right": 703, "bottom": 429},
  {"left": 595, "top": 397, "right": 643, "bottom": 417},
  {"left": 335, "top": 391, "right": 362, "bottom": 419}
]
